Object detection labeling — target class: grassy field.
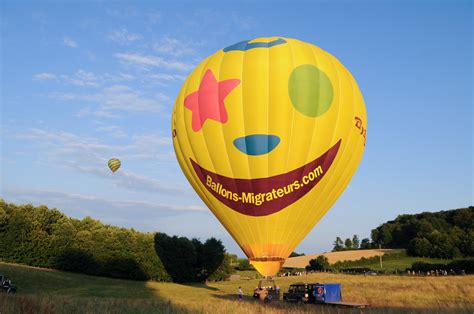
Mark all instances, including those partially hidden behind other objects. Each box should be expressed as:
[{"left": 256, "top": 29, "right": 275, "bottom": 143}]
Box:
[
  {"left": 284, "top": 249, "right": 452, "bottom": 272},
  {"left": 283, "top": 249, "right": 399, "bottom": 268},
  {"left": 1, "top": 262, "right": 473, "bottom": 314},
  {"left": 336, "top": 255, "right": 452, "bottom": 271}
]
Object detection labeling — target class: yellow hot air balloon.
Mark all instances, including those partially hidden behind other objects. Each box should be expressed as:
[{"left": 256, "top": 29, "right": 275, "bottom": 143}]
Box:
[
  {"left": 108, "top": 158, "right": 121, "bottom": 173},
  {"left": 172, "top": 37, "right": 367, "bottom": 277}
]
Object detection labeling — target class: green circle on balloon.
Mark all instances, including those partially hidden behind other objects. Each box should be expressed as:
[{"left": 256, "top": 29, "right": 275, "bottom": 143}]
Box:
[{"left": 288, "top": 64, "right": 334, "bottom": 117}]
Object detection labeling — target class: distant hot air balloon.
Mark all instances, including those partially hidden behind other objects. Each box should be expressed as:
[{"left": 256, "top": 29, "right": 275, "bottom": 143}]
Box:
[
  {"left": 172, "top": 37, "right": 367, "bottom": 277},
  {"left": 108, "top": 158, "right": 121, "bottom": 173}
]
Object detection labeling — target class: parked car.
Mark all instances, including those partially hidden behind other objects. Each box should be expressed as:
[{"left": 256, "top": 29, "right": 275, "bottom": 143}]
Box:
[{"left": 283, "top": 282, "right": 317, "bottom": 303}]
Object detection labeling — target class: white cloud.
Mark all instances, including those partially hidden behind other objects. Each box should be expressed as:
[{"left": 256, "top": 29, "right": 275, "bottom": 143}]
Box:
[
  {"left": 96, "top": 125, "right": 128, "bottom": 138},
  {"left": 93, "top": 85, "right": 169, "bottom": 113},
  {"left": 35, "top": 69, "right": 136, "bottom": 89},
  {"left": 10, "top": 127, "right": 182, "bottom": 194},
  {"left": 63, "top": 36, "right": 78, "bottom": 48},
  {"left": 147, "top": 73, "right": 186, "bottom": 85},
  {"left": 67, "top": 69, "right": 99, "bottom": 87},
  {"left": 50, "top": 92, "right": 77, "bottom": 101},
  {"left": 92, "top": 110, "right": 120, "bottom": 118},
  {"left": 104, "top": 73, "right": 135, "bottom": 82},
  {"left": 152, "top": 36, "right": 195, "bottom": 56},
  {"left": 2, "top": 188, "right": 206, "bottom": 229},
  {"left": 115, "top": 53, "right": 194, "bottom": 72},
  {"left": 66, "top": 162, "right": 186, "bottom": 194},
  {"left": 34, "top": 72, "right": 57, "bottom": 81},
  {"left": 108, "top": 28, "right": 143, "bottom": 45},
  {"left": 50, "top": 84, "right": 168, "bottom": 116}
]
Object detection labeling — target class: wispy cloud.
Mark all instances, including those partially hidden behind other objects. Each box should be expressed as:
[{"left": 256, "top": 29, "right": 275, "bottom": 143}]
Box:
[
  {"left": 108, "top": 28, "right": 143, "bottom": 45},
  {"left": 96, "top": 85, "right": 169, "bottom": 112},
  {"left": 35, "top": 69, "right": 136, "bottom": 88},
  {"left": 66, "top": 69, "right": 99, "bottom": 87},
  {"left": 115, "top": 52, "right": 194, "bottom": 72},
  {"left": 3, "top": 188, "right": 206, "bottom": 229},
  {"left": 49, "top": 83, "right": 168, "bottom": 116},
  {"left": 63, "top": 36, "right": 78, "bottom": 48},
  {"left": 66, "top": 162, "right": 186, "bottom": 194},
  {"left": 146, "top": 73, "right": 186, "bottom": 85},
  {"left": 10, "top": 127, "right": 183, "bottom": 195},
  {"left": 96, "top": 125, "right": 128, "bottom": 138},
  {"left": 152, "top": 36, "right": 195, "bottom": 56},
  {"left": 34, "top": 72, "right": 57, "bottom": 81},
  {"left": 50, "top": 92, "right": 78, "bottom": 101}
]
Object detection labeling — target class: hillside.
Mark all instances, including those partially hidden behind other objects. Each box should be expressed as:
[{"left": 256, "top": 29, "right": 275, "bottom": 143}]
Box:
[
  {"left": 371, "top": 206, "right": 473, "bottom": 259},
  {"left": 283, "top": 249, "right": 397, "bottom": 268},
  {"left": 1, "top": 262, "right": 473, "bottom": 313}
]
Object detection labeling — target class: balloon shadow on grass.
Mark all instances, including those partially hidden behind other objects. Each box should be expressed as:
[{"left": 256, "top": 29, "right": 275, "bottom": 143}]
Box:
[
  {"left": 54, "top": 248, "right": 148, "bottom": 280},
  {"left": 153, "top": 233, "right": 224, "bottom": 284}
]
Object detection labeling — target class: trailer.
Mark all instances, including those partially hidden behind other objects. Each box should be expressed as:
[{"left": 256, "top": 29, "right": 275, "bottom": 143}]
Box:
[
  {"left": 283, "top": 283, "right": 368, "bottom": 308},
  {"left": 314, "top": 283, "right": 368, "bottom": 308}
]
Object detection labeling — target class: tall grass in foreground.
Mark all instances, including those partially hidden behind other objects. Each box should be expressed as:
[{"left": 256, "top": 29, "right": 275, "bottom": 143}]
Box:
[
  {"left": 1, "top": 293, "right": 472, "bottom": 314},
  {"left": 0, "top": 262, "right": 473, "bottom": 313}
]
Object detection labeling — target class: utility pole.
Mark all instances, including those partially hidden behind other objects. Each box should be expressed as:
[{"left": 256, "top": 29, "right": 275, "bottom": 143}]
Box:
[{"left": 379, "top": 243, "right": 383, "bottom": 269}]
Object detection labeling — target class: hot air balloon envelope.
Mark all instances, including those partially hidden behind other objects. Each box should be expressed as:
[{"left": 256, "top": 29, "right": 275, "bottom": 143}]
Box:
[
  {"left": 172, "top": 37, "right": 367, "bottom": 276},
  {"left": 108, "top": 158, "right": 121, "bottom": 173}
]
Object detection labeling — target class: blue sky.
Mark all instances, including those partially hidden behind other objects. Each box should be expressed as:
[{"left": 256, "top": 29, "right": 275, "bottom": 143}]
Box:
[{"left": 1, "top": 1, "right": 472, "bottom": 256}]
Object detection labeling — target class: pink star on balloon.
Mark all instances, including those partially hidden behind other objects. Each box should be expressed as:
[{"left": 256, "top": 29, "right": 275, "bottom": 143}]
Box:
[{"left": 184, "top": 69, "right": 240, "bottom": 131}]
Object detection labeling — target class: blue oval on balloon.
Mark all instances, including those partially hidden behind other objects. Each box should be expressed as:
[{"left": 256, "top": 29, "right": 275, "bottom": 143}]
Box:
[
  {"left": 223, "top": 38, "right": 287, "bottom": 52},
  {"left": 233, "top": 134, "right": 280, "bottom": 156}
]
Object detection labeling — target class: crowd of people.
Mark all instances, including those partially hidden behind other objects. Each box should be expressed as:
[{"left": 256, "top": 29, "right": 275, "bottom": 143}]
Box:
[
  {"left": 275, "top": 268, "right": 468, "bottom": 277},
  {"left": 406, "top": 269, "right": 466, "bottom": 276}
]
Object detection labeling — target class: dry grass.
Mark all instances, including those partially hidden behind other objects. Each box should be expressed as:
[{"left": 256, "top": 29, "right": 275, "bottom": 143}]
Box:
[
  {"left": 283, "top": 249, "right": 398, "bottom": 268},
  {"left": 0, "top": 262, "right": 473, "bottom": 313}
]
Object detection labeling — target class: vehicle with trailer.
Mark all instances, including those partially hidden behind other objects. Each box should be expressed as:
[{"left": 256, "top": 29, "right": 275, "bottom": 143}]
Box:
[{"left": 283, "top": 282, "right": 368, "bottom": 308}]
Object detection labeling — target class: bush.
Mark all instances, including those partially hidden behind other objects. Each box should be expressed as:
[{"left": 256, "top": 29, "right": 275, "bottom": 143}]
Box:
[
  {"left": 306, "top": 256, "right": 330, "bottom": 271},
  {"left": 207, "top": 254, "right": 235, "bottom": 281},
  {"left": 237, "top": 258, "right": 254, "bottom": 270},
  {"left": 410, "top": 259, "right": 474, "bottom": 274}
]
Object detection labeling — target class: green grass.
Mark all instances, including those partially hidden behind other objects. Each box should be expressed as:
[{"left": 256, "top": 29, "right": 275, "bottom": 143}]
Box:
[
  {"left": 359, "top": 256, "right": 451, "bottom": 271},
  {"left": 1, "top": 262, "right": 473, "bottom": 314},
  {"left": 333, "top": 251, "right": 453, "bottom": 272}
]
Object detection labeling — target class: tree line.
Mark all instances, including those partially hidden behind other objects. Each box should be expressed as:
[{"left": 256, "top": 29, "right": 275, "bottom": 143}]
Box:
[
  {"left": 371, "top": 207, "right": 473, "bottom": 259},
  {"left": 331, "top": 207, "right": 473, "bottom": 259},
  {"left": 332, "top": 234, "right": 376, "bottom": 251},
  {"left": 0, "top": 200, "right": 233, "bottom": 282}
]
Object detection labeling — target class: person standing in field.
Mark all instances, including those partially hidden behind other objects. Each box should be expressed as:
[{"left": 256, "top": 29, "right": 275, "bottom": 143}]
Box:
[{"left": 238, "top": 286, "right": 243, "bottom": 301}]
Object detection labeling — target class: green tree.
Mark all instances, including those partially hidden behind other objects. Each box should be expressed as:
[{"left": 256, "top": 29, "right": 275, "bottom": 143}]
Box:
[
  {"left": 154, "top": 233, "right": 198, "bottom": 282},
  {"left": 238, "top": 258, "right": 253, "bottom": 270},
  {"left": 360, "top": 238, "right": 371, "bottom": 249},
  {"left": 407, "top": 237, "right": 432, "bottom": 257},
  {"left": 289, "top": 252, "right": 305, "bottom": 257},
  {"left": 344, "top": 238, "right": 353, "bottom": 250},
  {"left": 306, "top": 256, "right": 330, "bottom": 271},
  {"left": 333, "top": 237, "right": 344, "bottom": 251},
  {"left": 199, "top": 238, "right": 225, "bottom": 281}
]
